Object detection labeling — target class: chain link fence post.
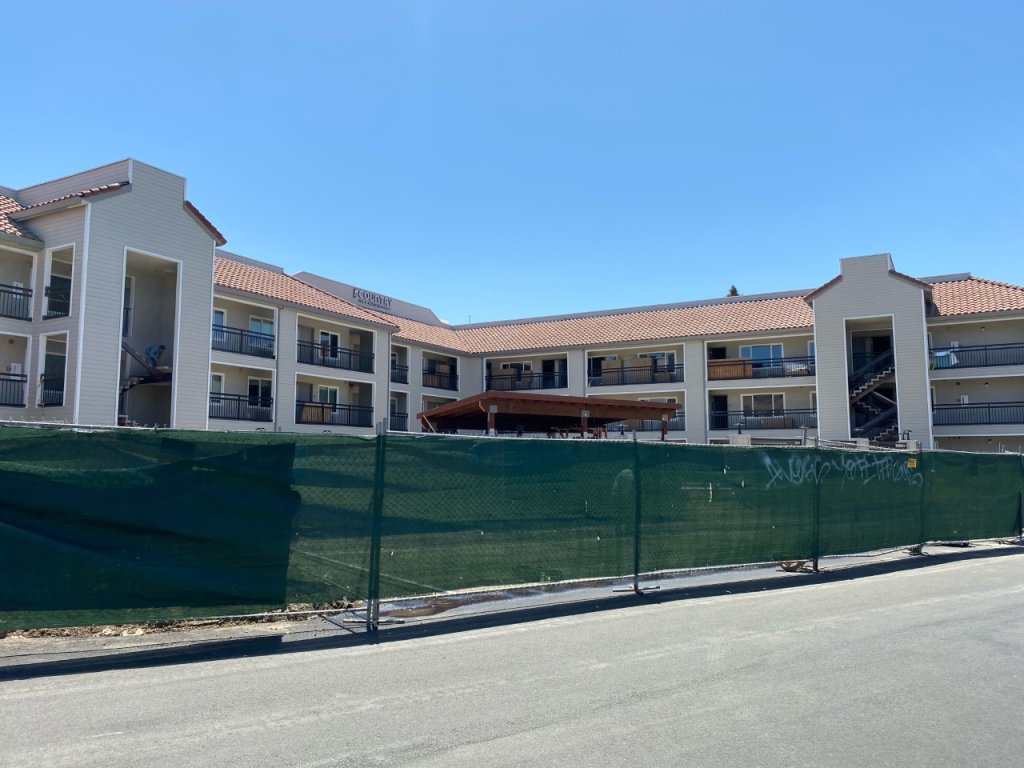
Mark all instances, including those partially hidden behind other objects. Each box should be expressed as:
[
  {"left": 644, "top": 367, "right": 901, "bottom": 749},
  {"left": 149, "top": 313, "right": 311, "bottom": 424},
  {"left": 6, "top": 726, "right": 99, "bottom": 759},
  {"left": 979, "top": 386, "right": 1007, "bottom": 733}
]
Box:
[{"left": 366, "top": 421, "right": 387, "bottom": 633}]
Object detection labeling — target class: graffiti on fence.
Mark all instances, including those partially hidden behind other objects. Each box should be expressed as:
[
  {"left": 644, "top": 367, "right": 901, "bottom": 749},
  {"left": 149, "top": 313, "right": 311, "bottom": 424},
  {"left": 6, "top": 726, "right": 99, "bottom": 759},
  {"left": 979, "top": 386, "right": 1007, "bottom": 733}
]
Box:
[{"left": 762, "top": 452, "right": 924, "bottom": 489}]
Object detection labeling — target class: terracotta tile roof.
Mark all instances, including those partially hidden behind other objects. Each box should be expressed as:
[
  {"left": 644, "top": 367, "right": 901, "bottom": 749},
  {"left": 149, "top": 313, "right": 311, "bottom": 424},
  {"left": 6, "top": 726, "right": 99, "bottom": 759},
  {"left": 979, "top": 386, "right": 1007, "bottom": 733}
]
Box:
[
  {"left": 221, "top": 258, "right": 1024, "bottom": 355},
  {"left": 368, "top": 311, "right": 470, "bottom": 353},
  {"left": 214, "top": 256, "right": 397, "bottom": 328},
  {"left": 0, "top": 194, "right": 36, "bottom": 239},
  {"left": 448, "top": 296, "right": 815, "bottom": 354},
  {"left": 15, "top": 182, "right": 130, "bottom": 212},
  {"left": 929, "top": 276, "right": 1024, "bottom": 317}
]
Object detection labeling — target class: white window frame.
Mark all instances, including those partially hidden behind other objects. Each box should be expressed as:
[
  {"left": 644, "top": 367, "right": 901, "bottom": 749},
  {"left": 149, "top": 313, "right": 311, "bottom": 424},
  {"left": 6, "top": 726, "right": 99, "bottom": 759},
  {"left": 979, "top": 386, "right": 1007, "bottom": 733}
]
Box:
[
  {"left": 500, "top": 361, "right": 533, "bottom": 372},
  {"left": 319, "top": 330, "right": 341, "bottom": 359},
  {"left": 210, "top": 372, "right": 224, "bottom": 402},
  {"left": 38, "top": 332, "right": 69, "bottom": 407},
  {"left": 43, "top": 245, "right": 75, "bottom": 319},
  {"left": 249, "top": 315, "right": 274, "bottom": 337},
  {"left": 739, "top": 343, "right": 783, "bottom": 361},
  {"left": 212, "top": 309, "right": 226, "bottom": 344},
  {"left": 318, "top": 385, "right": 339, "bottom": 405},
  {"left": 248, "top": 376, "right": 272, "bottom": 400},
  {"left": 741, "top": 392, "right": 785, "bottom": 415}
]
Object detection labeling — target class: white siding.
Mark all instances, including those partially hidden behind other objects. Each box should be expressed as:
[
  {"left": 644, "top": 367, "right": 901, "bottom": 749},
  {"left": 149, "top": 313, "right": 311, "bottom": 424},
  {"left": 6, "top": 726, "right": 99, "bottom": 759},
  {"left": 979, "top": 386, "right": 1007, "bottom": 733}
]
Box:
[{"left": 84, "top": 162, "right": 216, "bottom": 427}]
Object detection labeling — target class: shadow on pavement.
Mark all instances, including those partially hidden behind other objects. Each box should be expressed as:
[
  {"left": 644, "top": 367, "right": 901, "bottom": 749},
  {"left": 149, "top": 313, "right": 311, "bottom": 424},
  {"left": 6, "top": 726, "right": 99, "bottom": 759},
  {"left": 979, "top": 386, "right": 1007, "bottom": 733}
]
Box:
[{"left": 2, "top": 544, "right": 1021, "bottom": 682}]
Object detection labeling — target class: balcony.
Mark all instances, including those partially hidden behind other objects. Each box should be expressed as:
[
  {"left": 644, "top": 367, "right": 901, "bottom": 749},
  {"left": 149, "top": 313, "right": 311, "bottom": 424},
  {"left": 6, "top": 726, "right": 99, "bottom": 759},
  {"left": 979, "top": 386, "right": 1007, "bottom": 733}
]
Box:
[
  {"left": 607, "top": 411, "right": 686, "bottom": 433},
  {"left": 211, "top": 325, "right": 275, "bottom": 358},
  {"left": 0, "top": 284, "right": 32, "bottom": 320},
  {"left": 709, "top": 409, "right": 818, "bottom": 431},
  {"left": 0, "top": 373, "right": 26, "bottom": 406},
  {"left": 209, "top": 393, "right": 274, "bottom": 422},
  {"left": 39, "top": 375, "right": 64, "bottom": 406},
  {"left": 423, "top": 370, "right": 458, "bottom": 391},
  {"left": 487, "top": 371, "right": 568, "bottom": 391},
  {"left": 588, "top": 365, "right": 684, "bottom": 387},
  {"left": 390, "top": 363, "right": 409, "bottom": 384},
  {"left": 296, "top": 401, "right": 374, "bottom": 428},
  {"left": 297, "top": 340, "right": 373, "bottom": 373},
  {"left": 389, "top": 412, "right": 409, "bottom": 431},
  {"left": 707, "top": 356, "right": 815, "bottom": 381},
  {"left": 932, "top": 402, "right": 1024, "bottom": 426},
  {"left": 930, "top": 343, "right": 1024, "bottom": 370}
]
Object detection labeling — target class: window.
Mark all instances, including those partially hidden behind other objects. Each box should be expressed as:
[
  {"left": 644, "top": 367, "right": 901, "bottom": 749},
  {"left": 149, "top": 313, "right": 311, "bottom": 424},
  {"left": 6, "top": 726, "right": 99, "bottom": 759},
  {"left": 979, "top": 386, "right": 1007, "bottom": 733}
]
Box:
[
  {"left": 500, "top": 362, "right": 533, "bottom": 372},
  {"left": 39, "top": 334, "right": 67, "bottom": 406},
  {"left": 248, "top": 377, "right": 272, "bottom": 406},
  {"left": 810, "top": 391, "right": 817, "bottom": 411},
  {"left": 742, "top": 393, "right": 784, "bottom": 415},
  {"left": 210, "top": 373, "right": 224, "bottom": 402},
  {"left": 319, "top": 331, "right": 340, "bottom": 358},
  {"left": 249, "top": 316, "right": 273, "bottom": 337},
  {"left": 739, "top": 344, "right": 783, "bottom": 361},
  {"left": 808, "top": 341, "right": 815, "bottom": 359},
  {"left": 212, "top": 309, "right": 226, "bottom": 343},
  {"left": 317, "top": 385, "right": 338, "bottom": 405},
  {"left": 44, "top": 247, "right": 74, "bottom": 319}
]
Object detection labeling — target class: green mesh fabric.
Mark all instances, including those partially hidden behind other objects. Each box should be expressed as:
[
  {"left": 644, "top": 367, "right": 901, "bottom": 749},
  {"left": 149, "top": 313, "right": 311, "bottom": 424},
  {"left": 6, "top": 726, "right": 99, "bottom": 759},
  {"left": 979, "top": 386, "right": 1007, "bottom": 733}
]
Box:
[
  {"left": 1, "top": 426, "right": 1021, "bottom": 631},
  {"left": 378, "top": 436, "right": 637, "bottom": 597},
  {"left": 0, "top": 428, "right": 376, "bottom": 631}
]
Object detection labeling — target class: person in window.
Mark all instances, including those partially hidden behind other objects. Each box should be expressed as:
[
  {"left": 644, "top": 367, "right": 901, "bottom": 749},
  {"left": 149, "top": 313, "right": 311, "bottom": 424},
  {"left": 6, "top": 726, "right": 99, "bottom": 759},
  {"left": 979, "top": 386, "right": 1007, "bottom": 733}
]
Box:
[{"left": 146, "top": 344, "right": 166, "bottom": 368}]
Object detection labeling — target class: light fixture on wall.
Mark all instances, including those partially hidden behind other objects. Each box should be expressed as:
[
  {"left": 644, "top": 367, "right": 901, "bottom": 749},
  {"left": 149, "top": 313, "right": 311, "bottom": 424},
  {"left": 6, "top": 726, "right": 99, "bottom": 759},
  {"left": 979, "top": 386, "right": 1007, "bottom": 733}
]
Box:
[{"left": 981, "top": 326, "right": 987, "bottom": 332}]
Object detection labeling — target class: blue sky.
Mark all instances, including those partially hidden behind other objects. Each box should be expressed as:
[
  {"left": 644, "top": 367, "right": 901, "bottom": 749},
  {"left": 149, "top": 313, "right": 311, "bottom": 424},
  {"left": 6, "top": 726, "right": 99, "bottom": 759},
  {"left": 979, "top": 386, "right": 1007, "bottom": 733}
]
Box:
[{"left": 4, "top": 1, "right": 1023, "bottom": 323}]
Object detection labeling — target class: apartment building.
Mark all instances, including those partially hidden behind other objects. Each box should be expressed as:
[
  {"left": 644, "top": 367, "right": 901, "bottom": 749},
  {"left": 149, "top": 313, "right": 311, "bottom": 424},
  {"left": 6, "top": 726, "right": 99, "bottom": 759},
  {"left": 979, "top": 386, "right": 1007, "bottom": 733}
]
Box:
[{"left": 3, "top": 160, "right": 1022, "bottom": 451}]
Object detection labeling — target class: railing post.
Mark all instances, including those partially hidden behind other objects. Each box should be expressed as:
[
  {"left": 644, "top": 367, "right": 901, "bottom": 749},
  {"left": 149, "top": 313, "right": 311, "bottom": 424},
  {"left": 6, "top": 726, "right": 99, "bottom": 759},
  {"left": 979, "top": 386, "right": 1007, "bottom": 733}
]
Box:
[{"left": 366, "top": 421, "right": 387, "bottom": 633}]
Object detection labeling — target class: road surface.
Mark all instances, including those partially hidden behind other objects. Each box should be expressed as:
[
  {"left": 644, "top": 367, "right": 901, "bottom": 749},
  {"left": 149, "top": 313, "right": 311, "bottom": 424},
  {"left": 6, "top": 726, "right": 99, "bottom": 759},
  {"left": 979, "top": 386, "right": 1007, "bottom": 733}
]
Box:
[{"left": 2, "top": 553, "right": 1022, "bottom": 767}]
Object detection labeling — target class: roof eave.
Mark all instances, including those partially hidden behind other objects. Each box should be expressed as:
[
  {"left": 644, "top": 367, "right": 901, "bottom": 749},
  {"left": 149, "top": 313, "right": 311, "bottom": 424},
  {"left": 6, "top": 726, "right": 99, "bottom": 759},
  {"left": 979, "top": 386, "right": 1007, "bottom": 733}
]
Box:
[
  {"left": 8, "top": 196, "right": 88, "bottom": 221},
  {"left": 0, "top": 229, "right": 43, "bottom": 248},
  {"left": 184, "top": 201, "right": 227, "bottom": 247}
]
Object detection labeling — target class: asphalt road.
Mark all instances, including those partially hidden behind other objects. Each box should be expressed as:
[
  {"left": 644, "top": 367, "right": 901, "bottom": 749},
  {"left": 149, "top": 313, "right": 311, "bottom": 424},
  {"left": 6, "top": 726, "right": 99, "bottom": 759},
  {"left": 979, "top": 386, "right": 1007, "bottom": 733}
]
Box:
[{"left": 2, "top": 553, "right": 1022, "bottom": 768}]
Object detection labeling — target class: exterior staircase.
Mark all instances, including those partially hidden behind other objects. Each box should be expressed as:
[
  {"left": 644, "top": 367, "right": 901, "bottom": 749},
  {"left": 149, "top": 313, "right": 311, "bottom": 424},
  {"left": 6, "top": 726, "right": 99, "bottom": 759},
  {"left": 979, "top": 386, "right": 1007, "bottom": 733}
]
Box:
[{"left": 849, "top": 350, "right": 898, "bottom": 442}]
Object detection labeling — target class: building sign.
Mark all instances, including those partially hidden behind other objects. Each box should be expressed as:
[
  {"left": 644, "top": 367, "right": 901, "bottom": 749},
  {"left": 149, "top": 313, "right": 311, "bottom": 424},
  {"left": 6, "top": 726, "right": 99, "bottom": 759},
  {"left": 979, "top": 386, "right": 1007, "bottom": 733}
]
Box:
[{"left": 350, "top": 288, "right": 394, "bottom": 311}]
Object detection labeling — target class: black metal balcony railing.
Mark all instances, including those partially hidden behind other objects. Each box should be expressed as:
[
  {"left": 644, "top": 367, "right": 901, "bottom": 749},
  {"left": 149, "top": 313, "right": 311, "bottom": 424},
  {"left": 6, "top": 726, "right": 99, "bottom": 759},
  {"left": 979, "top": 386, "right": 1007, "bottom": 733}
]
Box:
[
  {"left": 423, "top": 369, "right": 458, "bottom": 391},
  {"left": 0, "top": 283, "right": 32, "bottom": 320},
  {"left": 211, "top": 325, "right": 275, "bottom": 358},
  {"left": 932, "top": 402, "right": 1024, "bottom": 426},
  {"left": 0, "top": 372, "right": 27, "bottom": 406},
  {"left": 389, "top": 412, "right": 409, "bottom": 431},
  {"left": 295, "top": 401, "right": 374, "bottom": 428},
  {"left": 487, "top": 371, "right": 569, "bottom": 391},
  {"left": 930, "top": 343, "right": 1024, "bottom": 370},
  {"left": 588, "top": 365, "right": 684, "bottom": 387},
  {"left": 39, "top": 374, "right": 64, "bottom": 406},
  {"left": 706, "top": 356, "right": 815, "bottom": 381},
  {"left": 208, "top": 393, "right": 274, "bottom": 422},
  {"left": 709, "top": 409, "right": 818, "bottom": 431},
  {"left": 390, "top": 364, "right": 409, "bottom": 384},
  {"left": 296, "top": 340, "right": 373, "bottom": 373},
  {"left": 44, "top": 284, "right": 70, "bottom": 319},
  {"left": 606, "top": 411, "right": 686, "bottom": 433}
]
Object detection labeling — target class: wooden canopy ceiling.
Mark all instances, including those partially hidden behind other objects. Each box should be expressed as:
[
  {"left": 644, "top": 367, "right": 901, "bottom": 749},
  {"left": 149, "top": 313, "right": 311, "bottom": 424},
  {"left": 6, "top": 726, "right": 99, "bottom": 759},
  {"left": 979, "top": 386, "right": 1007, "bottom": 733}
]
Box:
[{"left": 417, "top": 391, "right": 680, "bottom": 438}]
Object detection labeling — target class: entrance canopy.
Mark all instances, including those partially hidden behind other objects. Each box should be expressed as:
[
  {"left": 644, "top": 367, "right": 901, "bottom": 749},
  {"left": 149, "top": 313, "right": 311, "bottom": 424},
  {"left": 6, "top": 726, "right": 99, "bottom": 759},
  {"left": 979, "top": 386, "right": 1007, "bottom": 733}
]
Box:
[{"left": 417, "top": 391, "right": 680, "bottom": 439}]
